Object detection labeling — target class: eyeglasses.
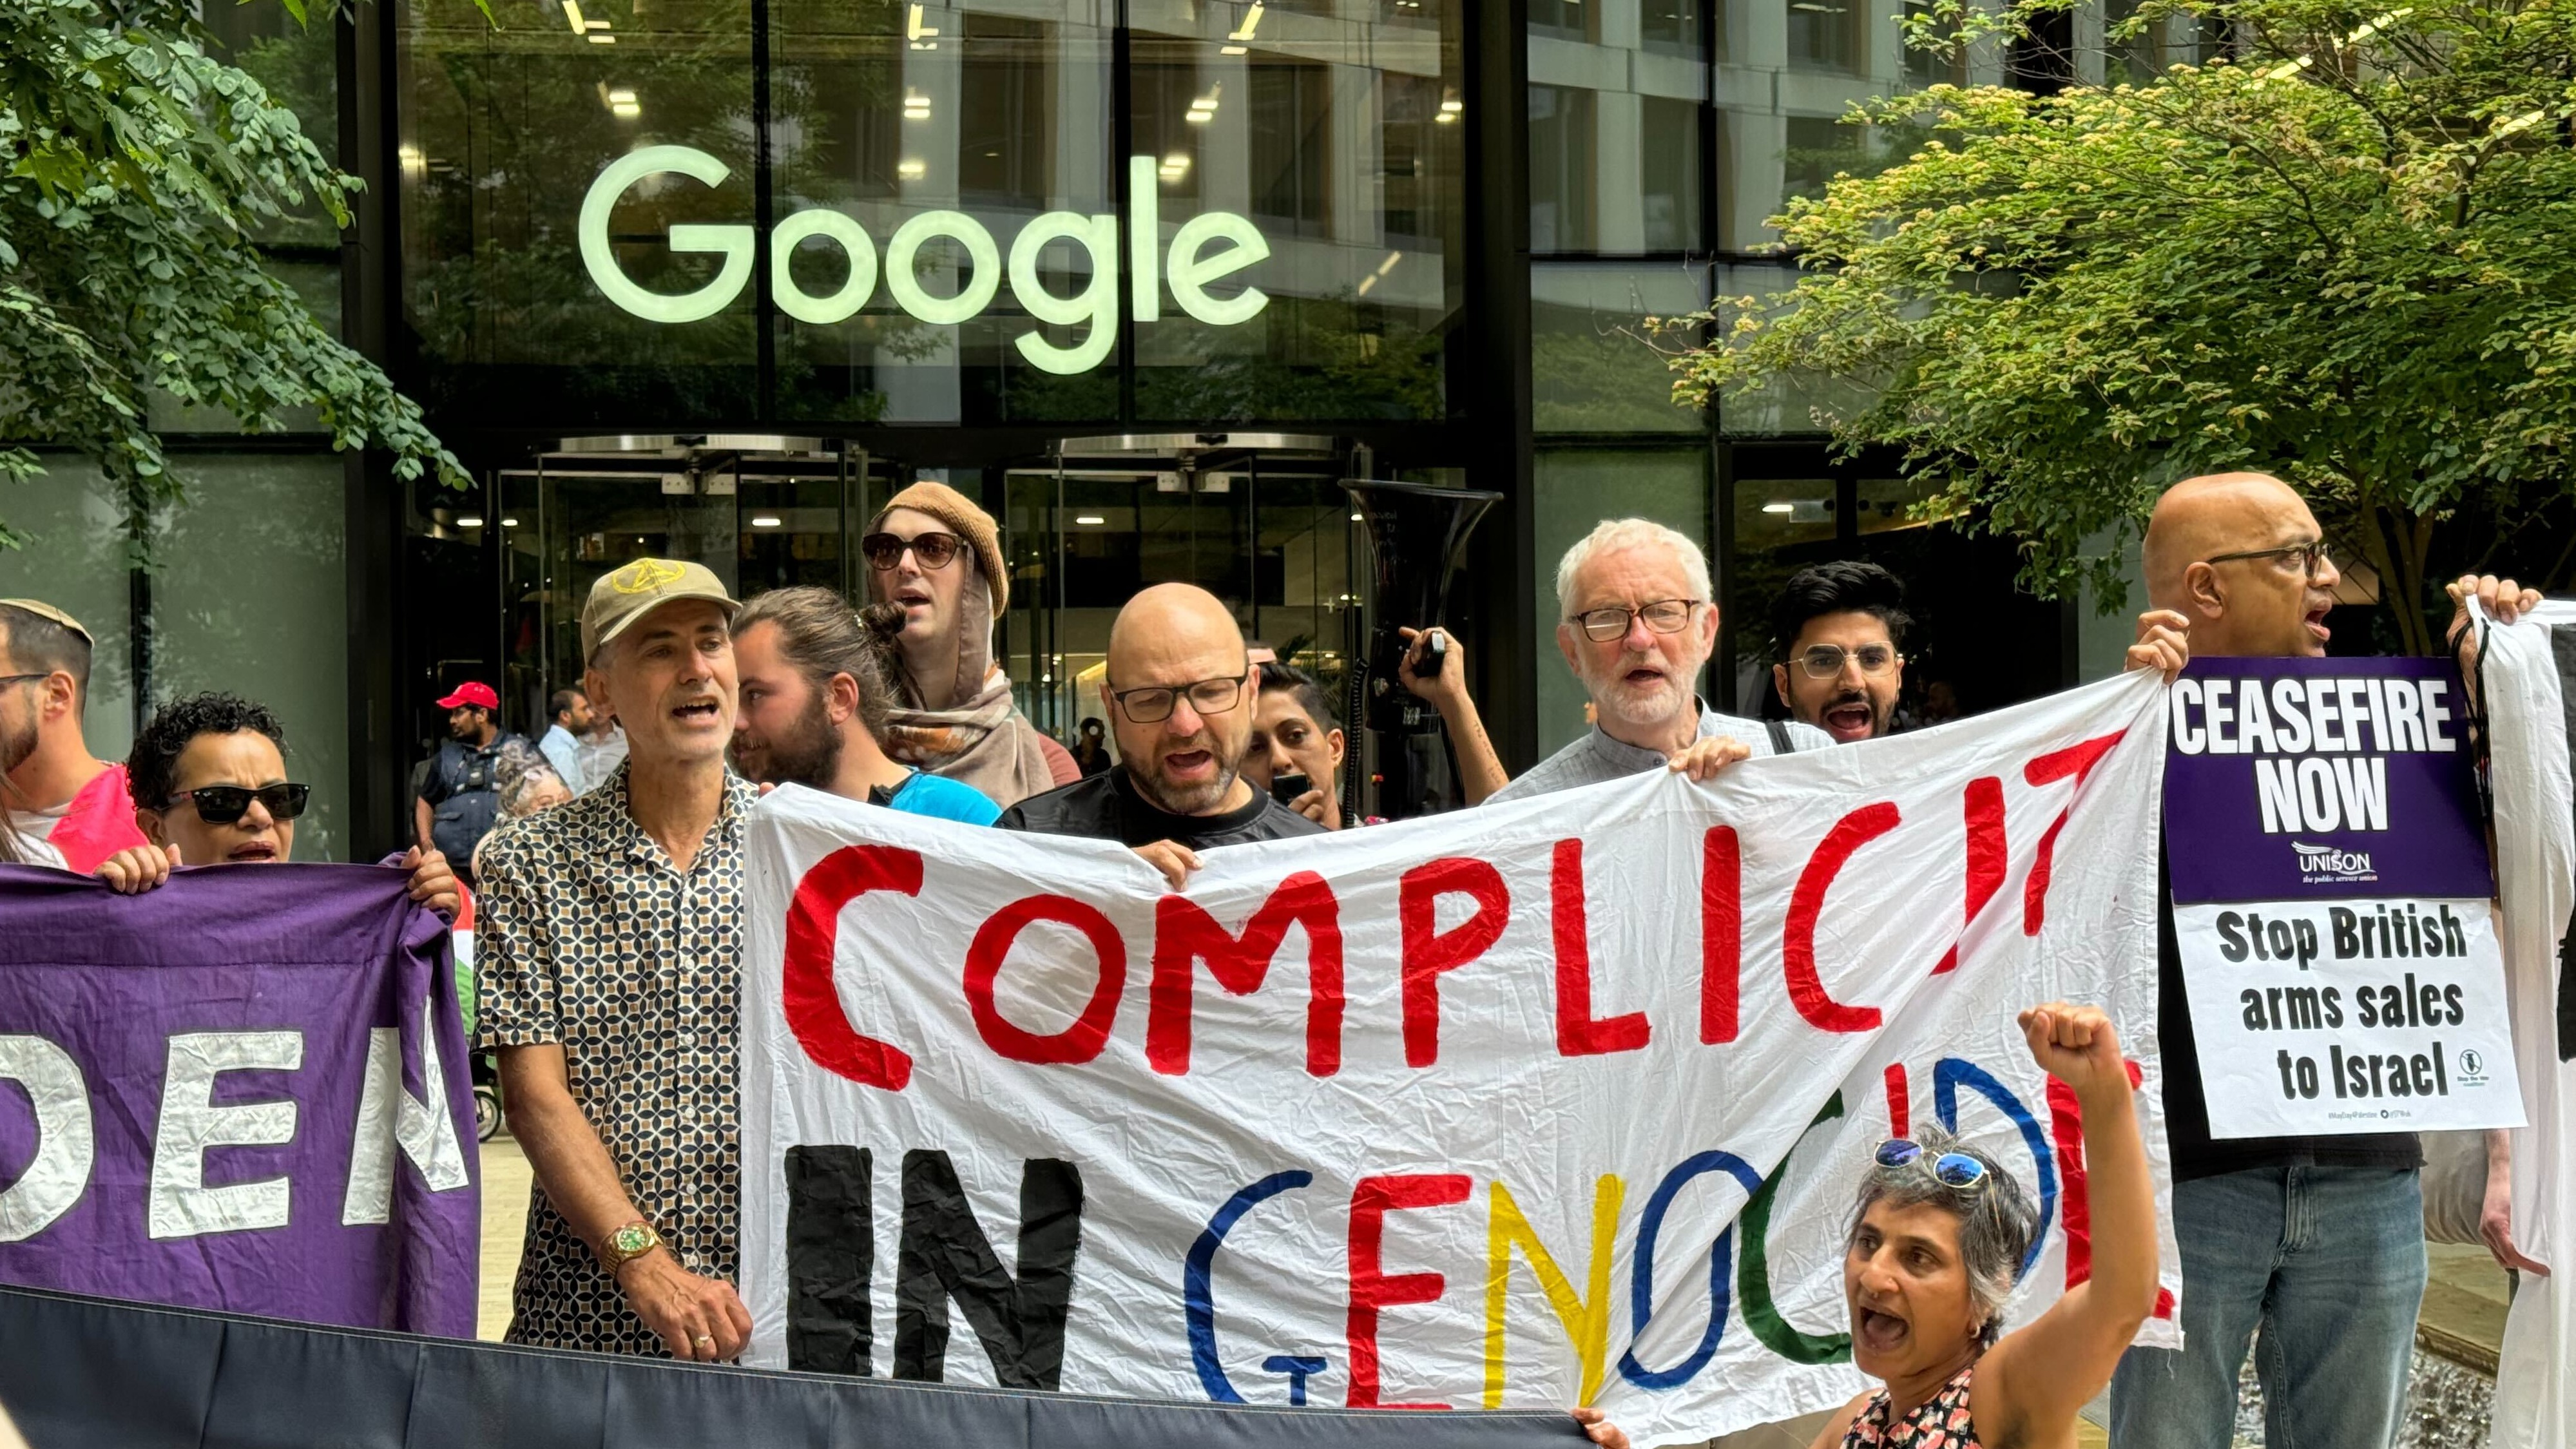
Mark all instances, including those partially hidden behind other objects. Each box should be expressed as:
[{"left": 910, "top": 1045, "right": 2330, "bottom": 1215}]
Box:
[
  {"left": 1796, "top": 644, "right": 1901, "bottom": 679},
  {"left": 0, "top": 673, "right": 48, "bottom": 688},
  {"left": 1108, "top": 674, "right": 1247, "bottom": 724},
  {"left": 167, "top": 783, "right": 311, "bottom": 825},
  {"left": 2204, "top": 539, "right": 2332, "bottom": 581},
  {"left": 1570, "top": 599, "right": 1701, "bottom": 644},
  {"left": 1875, "top": 1138, "right": 1990, "bottom": 1192},
  {"left": 860, "top": 531, "right": 963, "bottom": 571}
]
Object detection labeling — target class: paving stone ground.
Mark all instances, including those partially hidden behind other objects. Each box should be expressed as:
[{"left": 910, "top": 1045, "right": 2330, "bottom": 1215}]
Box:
[{"left": 477, "top": 1133, "right": 532, "bottom": 1343}]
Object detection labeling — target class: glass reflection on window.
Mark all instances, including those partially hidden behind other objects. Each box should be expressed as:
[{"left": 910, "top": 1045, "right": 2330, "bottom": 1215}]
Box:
[
  {"left": 1787, "top": 0, "right": 1860, "bottom": 70},
  {"left": 1531, "top": 262, "right": 1707, "bottom": 434},
  {"left": 769, "top": 2, "right": 1117, "bottom": 425},
  {"left": 1528, "top": 1, "right": 1706, "bottom": 256},
  {"left": 398, "top": 0, "right": 762, "bottom": 419},
  {"left": 1129, "top": 1, "right": 1465, "bottom": 421}
]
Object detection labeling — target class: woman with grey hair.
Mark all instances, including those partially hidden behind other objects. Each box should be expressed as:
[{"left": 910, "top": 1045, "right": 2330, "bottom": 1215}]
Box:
[{"left": 1804, "top": 1001, "right": 2159, "bottom": 1449}]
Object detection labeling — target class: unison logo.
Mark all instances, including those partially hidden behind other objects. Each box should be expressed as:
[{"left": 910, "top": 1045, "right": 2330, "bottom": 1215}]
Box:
[
  {"left": 2292, "top": 840, "right": 2375, "bottom": 877},
  {"left": 579, "top": 146, "right": 1271, "bottom": 375}
]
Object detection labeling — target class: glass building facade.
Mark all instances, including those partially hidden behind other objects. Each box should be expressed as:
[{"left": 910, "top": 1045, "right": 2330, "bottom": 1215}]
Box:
[{"left": 0, "top": 0, "right": 2192, "bottom": 856}]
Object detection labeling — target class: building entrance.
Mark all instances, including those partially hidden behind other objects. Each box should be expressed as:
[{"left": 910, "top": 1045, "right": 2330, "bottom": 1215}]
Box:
[
  {"left": 995, "top": 433, "right": 1364, "bottom": 740},
  {"left": 491, "top": 434, "right": 867, "bottom": 729},
  {"left": 482, "top": 430, "right": 1373, "bottom": 762}
]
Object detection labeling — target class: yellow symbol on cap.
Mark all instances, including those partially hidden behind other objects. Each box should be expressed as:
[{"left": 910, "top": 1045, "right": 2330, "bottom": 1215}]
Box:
[{"left": 612, "top": 559, "right": 687, "bottom": 594}]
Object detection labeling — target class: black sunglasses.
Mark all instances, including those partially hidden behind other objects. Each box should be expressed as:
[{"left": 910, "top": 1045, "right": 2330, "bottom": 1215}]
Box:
[{"left": 168, "top": 783, "right": 311, "bottom": 825}]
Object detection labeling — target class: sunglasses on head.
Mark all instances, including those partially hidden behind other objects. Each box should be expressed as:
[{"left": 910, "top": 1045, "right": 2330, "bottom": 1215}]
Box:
[
  {"left": 168, "top": 783, "right": 311, "bottom": 825},
  {"left": 1875, "top": 1138, "right": 1990, "bottom": 1191}
]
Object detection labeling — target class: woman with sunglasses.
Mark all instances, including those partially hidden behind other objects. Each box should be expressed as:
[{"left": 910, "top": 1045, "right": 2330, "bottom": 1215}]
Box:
[
  {"left": 858, "top": 482, "right": 1079, "bottom": 807},
  {"left": 1805, "top": 1001, "right": 2157, "bottom": 1449},
  {"left": 90, "top": 692, "right": 459, "bottom": 920}
]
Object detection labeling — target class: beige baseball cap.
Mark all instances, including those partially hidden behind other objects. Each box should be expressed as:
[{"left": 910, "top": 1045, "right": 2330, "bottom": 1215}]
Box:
[
  {"left": 0, "top": 599, "right": 94, "bottom": 645},
  {"left": 580, "top": 558, "right": 740, "bottom": 661}
]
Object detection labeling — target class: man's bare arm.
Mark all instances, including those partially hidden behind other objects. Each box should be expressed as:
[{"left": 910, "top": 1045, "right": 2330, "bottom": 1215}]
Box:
[{"left": 496, "top": 1045, "right": 752, "bottom": 1359}]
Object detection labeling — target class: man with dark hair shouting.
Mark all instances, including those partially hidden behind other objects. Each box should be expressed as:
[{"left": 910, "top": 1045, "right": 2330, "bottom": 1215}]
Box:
[
  {"left": 1767, "top": 561, "right": 1916, "bottom": 745},
  {"left": 1768, "top": 561, "right": 2188, "bottom": 744}
]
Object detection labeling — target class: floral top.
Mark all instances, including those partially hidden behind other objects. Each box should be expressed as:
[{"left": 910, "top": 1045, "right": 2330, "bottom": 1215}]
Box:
[{"left": 1841, "top": 1367, "right": 1983, "bottom": 1449}]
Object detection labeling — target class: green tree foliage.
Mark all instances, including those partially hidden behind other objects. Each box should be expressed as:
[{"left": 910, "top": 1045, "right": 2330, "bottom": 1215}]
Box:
[
  {"left": 0, "top": 0, "right": 466, "bottom": 553},
  {"left": 1669, "top": 0, "right": 2576, "bottom": 653}
]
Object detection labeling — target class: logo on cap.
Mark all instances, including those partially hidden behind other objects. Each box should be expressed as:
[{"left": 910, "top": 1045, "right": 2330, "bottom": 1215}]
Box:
[{"left": 613, "top": 559, "right": 688, "bottom": 594}]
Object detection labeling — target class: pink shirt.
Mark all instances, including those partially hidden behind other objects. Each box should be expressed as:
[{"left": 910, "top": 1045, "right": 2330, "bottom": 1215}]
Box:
[{"left": 46, "top": 763, "right": 146, "bottom": 874}]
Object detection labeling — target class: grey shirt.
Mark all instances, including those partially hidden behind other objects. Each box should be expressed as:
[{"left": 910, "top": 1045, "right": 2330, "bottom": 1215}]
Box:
[{"left": 1487, "top": 700, "right": 1831, "bottom": 804}]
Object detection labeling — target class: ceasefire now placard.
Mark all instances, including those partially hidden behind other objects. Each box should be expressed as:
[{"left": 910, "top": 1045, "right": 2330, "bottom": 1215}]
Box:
[{"left": 2165, "top": 658, "right": 2524, "bottom": 1138}]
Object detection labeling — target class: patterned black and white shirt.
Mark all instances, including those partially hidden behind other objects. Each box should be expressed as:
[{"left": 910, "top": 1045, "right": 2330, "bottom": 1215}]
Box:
[{"left": 475, "top": 763, "right": 755, "bottom": 1356}]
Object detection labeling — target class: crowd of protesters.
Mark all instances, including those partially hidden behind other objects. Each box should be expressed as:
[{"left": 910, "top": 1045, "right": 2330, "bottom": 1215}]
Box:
[{"left": 0, "top": 469, "right": 2557, "bottom": 1449}]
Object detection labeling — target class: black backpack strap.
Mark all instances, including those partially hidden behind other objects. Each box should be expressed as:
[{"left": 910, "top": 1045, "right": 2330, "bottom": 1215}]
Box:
[{"left": 1765, "top": 719, "right": 1794, "bottom": 754}]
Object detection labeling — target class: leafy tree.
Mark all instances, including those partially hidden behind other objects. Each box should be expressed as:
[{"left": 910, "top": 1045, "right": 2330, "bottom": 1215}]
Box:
[
  {"left": 0, "top": 0, "right": 467, "bottom": 554},
  {"left": 1669, "top": 0, "right": 2576, "bottom": 654}
]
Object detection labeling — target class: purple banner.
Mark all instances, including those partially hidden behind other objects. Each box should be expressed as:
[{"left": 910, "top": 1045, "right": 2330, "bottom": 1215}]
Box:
[
  {"left": 2165, "top": 657, "right": 2494, "bottom": 904},
  {"left": 0, "top": 861, "right": 479, "bottom": 1336}
]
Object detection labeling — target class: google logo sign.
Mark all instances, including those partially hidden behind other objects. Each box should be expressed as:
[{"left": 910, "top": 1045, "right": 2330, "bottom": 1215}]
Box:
[{"left": 579, "top": 146, "right": 1273, "bottom": 376}]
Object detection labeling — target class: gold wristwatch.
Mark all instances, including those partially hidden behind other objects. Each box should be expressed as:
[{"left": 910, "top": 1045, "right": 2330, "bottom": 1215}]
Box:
[{"left": 599, "top": 1220, "right": 663, "bottom": 1274}]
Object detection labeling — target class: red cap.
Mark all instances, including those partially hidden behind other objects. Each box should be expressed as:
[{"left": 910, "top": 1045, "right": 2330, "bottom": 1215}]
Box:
[{"left": 436, "top": 682, "right": 499, "bottom": 711}]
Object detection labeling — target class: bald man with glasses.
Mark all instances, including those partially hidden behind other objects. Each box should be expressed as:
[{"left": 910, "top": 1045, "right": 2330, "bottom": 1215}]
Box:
[
  {"left": 1000, "top": 583, "right": 1323, "bottom": 887},
  {"left": 2110, "top": 472, "right": 2536, "bottom": 1449}
]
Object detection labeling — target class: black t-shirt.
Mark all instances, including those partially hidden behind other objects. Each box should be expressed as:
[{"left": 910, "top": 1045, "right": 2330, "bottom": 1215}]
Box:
[
  {"left": 998, "top": 769, "right": 1327, "bottom": 849},
  {"left": 2156, "top": 849, "right": 2421, "bottom": 1182}
]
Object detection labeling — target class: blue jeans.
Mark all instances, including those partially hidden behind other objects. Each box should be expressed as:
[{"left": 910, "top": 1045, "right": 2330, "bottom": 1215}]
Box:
[{"left": 2109, "top": 1166, "right": 2425, "bottom": 1449}]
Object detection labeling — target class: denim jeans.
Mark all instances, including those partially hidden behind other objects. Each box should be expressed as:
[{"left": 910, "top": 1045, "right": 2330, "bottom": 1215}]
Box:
[{"left": 2109, "top": 1166, "right": 2426, "bottom": 1449}]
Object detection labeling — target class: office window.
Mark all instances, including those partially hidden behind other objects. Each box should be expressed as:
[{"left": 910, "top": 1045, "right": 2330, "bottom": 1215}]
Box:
[
  {"left": 1530, "top": 0, "right": 1597, "bottom": 43},
  {"left": 200, "top": 5, "right": 340, "bottom": 247},
  {"left": 1787, "top": 0, "right": 1861, "bottom": 71},
  {"left": 1782, "top": 115, "right": 1866, "bottom": 206},
  {"left": 1642, "top": 0, "right": 1709, "bottom": 57},
  {"left": 0, "top": 465, "right": 137, "bottom": 763},
  {"left": 957, "top": 14, "right": 1058, "bottom": 211},
  {"left": 1641, "top": 97, "right": 1704, "bottom": 251},
  {"left": 1528, "top": 84, "right": 1597, "bottom": 253},
  {"left": 1250, "top": 59, "right": 1335, "bottom": 237},
  {"left": 1129, "top": 2, "right": 1467, "bottom": 420},
  {"left": 1532, "top": 263, "right": 1709, "bottom": 434},
  {"left": 152, "top": 456, "right": 351, "bottom": 859},
  {"left": 1902, "top": 0, "right": 1968, "bottom": 87}
]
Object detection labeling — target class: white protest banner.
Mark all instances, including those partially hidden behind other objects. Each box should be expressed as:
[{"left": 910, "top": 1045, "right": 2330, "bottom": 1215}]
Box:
[
  {"left": 740, "top": 671, "right": 2183, "bottom": 1445},
  {"left": 2164, "top": 658, "right": 2524, "bottom": 1137}
]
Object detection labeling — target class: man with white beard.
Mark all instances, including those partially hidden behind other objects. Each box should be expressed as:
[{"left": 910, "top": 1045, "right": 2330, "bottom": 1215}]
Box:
[{"left": 1488, "top": 519, "right": 1827, "bottom": 803}]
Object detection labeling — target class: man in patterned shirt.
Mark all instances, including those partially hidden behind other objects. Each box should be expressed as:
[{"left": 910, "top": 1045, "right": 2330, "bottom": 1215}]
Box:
[{"left": 478, "top": 558, "right": 758, "bottom": 1361}]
